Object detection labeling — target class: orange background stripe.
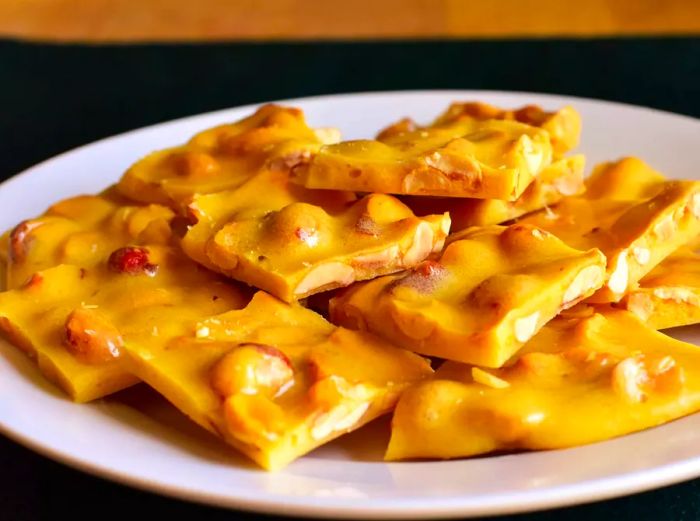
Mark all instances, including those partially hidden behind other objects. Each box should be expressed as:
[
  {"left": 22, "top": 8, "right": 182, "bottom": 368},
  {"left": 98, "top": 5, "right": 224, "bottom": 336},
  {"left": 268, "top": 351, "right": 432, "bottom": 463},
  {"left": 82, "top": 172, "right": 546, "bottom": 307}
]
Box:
[{"left": 1, "top": 0, "right": 699, "bottom": 42}]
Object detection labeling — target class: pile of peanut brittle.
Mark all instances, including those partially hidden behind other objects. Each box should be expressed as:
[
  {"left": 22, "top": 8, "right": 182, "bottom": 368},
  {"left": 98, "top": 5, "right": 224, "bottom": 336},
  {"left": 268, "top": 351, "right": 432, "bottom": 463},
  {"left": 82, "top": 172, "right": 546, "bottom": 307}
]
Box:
[{"left": 2, "top": 102, "right": 700, "bottom": 471}]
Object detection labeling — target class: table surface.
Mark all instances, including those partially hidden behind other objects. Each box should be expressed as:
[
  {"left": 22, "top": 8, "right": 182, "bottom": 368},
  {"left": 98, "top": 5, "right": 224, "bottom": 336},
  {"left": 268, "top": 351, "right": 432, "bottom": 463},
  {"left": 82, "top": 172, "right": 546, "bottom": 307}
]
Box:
[{"left": 2, "top": 38, "right": 700, "bottom": 521}]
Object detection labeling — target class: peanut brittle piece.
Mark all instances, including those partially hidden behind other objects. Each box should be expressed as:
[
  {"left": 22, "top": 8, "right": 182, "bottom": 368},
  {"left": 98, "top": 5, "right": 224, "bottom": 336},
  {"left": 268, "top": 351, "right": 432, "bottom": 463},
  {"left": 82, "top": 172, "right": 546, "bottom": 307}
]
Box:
[
  {"left": 293, "top": 117, "right": 553, "bottom": 200},
  {"left": 519, "top": 157, "right": 700, "bottom": 302},
  {"left": 330, "top": 223, "right": 606, "bottom": 367},
  {"left": 622, "top": 246, "right": 700, "bottom": 329},
  {"left": 118, "top": 104, "right": 338, "bottom": 212},
  {"left": 386, "top": 308, "right": 700, "bottom": 461},
  {"left": 122, "top": 291, "right": 432, "bottom": 470},
  {"left": 403, "top": 155, "right": 584, "bottom": 231},
  {"left": 207, "top": 193, "right": 450, "bottom": 302},
  {"left": 429, "top": 102, "right": 581, "bottom": 157},
  {"left": 3, "top": 190, "right": 175, "bottom": 289},
  {"left": 0, "top": 245, "right": 247, "bottom": 402},
  {"left": 184, "top": 170, "right": 449, "bottom": 301}
]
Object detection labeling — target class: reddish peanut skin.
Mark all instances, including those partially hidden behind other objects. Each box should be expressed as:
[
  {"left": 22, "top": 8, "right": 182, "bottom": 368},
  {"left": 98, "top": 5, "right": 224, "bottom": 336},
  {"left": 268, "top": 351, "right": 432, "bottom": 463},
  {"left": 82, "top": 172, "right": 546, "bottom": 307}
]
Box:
[
  {"left": 9, "top": 220, "right": 42, "bottom": 263},
  {"left": 390, "top": 260, "right": 447, "bottom": 294},
  {"left": 108, "top": 246, "right": 158, "bottom": 276},
  {"left": 24, "top": 273, "right": 44, "bottom": 289}
]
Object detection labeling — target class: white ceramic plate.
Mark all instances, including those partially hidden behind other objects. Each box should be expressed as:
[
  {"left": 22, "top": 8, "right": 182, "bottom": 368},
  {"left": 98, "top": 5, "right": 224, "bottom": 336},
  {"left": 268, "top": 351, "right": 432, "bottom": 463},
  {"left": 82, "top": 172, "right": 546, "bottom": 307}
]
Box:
[{"left": 2, "top": 90, "right": 700, "bottom": 519}]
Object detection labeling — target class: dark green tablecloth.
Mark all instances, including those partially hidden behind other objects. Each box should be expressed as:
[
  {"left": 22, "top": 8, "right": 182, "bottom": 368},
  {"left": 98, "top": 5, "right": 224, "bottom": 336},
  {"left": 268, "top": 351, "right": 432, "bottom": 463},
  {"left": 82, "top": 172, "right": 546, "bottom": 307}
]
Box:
[{"left": 2, "top": 38, "right": 700, "bottom": 520}]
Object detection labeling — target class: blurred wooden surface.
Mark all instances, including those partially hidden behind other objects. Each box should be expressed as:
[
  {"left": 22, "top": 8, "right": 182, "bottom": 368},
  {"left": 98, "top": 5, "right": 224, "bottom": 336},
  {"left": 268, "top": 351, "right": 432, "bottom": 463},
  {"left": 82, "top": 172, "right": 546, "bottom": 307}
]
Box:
[{"left": 1, "top": 0, "right": 699, "bottom": 42}]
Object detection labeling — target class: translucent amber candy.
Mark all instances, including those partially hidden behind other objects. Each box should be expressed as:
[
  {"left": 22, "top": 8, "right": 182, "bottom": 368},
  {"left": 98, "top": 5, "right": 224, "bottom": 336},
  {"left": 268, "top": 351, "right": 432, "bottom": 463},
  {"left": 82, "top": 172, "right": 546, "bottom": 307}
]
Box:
[
  {"left": 379, "top": 102, "right": 581, "bottom": 158},
  {"left": 2, "top": 189, "right": 174, "bottom": 289},
  {"left": 433, "top": 102, "right": 581, "bottom": 157},
  {"left": 184, "top": 169, "right": 449, "bottom": 302},
  {"left": 293, "top": 116, "right": 553, "bottom": 200},
  {"left": 403, "top": 154, "right": 584, "bottom": 232},
  {"left": 182, "top": 169, "right": 355, "bottom": 270},
  {"left": 330, "top": 223, "right": 606, "bottom": 367},
  {"left": 0, "top": 244, "right": 247, "bottom": 402},
  {"left": 122, "top": 291, "right": 432, "bottom": 471},
  {"left": 519, "top": 157, "right": 700, "bottom": 302},
  {"left": 386, "top": 308, "right": 700, "bottom": 461},
  {"left": 621, "top": 246, "right": 700, "bottom": 329},
  {"left": 118, "top": 104, "right": 339, "bottom": 211}
]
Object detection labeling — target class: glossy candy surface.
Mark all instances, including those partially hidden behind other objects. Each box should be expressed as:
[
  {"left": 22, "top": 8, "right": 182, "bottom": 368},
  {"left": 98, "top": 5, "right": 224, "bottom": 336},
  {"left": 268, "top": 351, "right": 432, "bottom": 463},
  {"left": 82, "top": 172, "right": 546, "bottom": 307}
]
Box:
[
  {"left": 118, "top": 104, "right": 338, "bottom": 212},
  {"left": 330, "top": 223, "right": 606, "bottom": 367},
  {"left": 2, "top": 190, "right": 175, "bottom": 290},
  {"left": 185, "top": 170, "right": 449, "bottom": 302},
  {"left": 123, "top": 291, "right": 433, "bottom": 470},
  {"left": 428, "top": 102, "right": 581, "bottom": 157},
  {"left": 0, "top": 245, "right": 247, "bottom": 402},
  {"left": 387, "top": 308, "right": 700, "bottom": 461},
  {"left": 519, "top": 157, "right": 700, "bottom": 302},
  {"left": 294, "top": 117, "right": 553, "bottom": 200},
  {"left": 403, "top": 155, "right": 584, "bottom": 231},
  {"left": 182, "top": 168, "right": 355, "bottom": 271}
]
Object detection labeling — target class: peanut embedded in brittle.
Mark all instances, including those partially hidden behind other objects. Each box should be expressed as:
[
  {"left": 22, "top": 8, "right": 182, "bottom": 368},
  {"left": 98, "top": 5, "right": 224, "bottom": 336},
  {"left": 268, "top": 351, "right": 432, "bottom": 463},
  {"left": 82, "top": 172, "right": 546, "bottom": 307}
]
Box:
[
  {"left": 9, "top": 220, "right": 42, "bottom": 263},
  {"left": 63, "top": 308, "right": 123, "bottom": 364},
  {"left": 171, "top": 150, "right": 220, "bottom": 179},
  {"left": 402, "top": 221, "right": 436, "bottom": 266},
  {"left": 611, "top": 354, "right": 684, "bottom": 403},
  {"left": 294, "top": 262, "right": 355, "bottom": 296},
  {"left": 210, "top": 343, "right": 294, "bottom": 398}
]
